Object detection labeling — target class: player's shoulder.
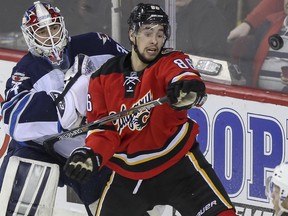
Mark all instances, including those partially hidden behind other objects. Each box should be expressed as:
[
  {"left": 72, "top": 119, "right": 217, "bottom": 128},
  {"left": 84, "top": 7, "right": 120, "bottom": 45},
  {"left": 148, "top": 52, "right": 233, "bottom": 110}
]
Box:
[
  {"left": 70, "top": 32, "right": 113, "bottom": 44},
  {"left": 70, "top": 32, "right": 127, "bottom": 56},
  {"left": 15, "top": 53, "right": 50, "bottom": 76},
  {"left": 99, "top": 53, "right": 125, "bottom": 71},
  {"left": 91, "top": 53, "right": 127, "bottom": 78},
  {"left": 159, "top": 48, "right": 187, "bottom": 59},
  {"left": 162, "top": 48, "right": 185, "bottom": 55},
  {"left": 7, "top": 53, "right": 52, "bottom": 89}
]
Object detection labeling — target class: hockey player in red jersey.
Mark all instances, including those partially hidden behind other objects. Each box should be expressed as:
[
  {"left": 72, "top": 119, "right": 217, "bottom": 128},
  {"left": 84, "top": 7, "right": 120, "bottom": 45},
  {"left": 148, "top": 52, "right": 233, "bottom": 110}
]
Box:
[{"left": 64, "top": 3, "right": 237, "bottom": 216}]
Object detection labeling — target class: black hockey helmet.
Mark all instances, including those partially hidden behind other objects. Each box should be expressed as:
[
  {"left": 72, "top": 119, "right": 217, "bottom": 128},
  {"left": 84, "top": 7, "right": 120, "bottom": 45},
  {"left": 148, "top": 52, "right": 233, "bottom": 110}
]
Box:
[{"left": 127, "top": 3, "right": 170, "bottom": 39}]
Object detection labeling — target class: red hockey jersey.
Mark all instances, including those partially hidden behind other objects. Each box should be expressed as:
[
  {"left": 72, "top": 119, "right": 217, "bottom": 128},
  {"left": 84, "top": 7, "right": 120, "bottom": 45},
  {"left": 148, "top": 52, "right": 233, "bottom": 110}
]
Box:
[{"left": 86, "top": 50, "right": 204, "bottom": 180}]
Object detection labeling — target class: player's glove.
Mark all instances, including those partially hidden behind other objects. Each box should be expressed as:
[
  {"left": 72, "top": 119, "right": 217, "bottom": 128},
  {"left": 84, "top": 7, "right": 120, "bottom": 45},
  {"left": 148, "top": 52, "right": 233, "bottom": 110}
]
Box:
[
  {"left": 167, "top": 79, "right": 207, "bottom": 110},
  {"left": 64, "top": 53, "right": 97, "bottom": 84},
  {"left": 50, "top": 54, "right": 97, "bottom": 129},
  {"left": 64, "top": 147, "right": 101, "bottom": 183}
]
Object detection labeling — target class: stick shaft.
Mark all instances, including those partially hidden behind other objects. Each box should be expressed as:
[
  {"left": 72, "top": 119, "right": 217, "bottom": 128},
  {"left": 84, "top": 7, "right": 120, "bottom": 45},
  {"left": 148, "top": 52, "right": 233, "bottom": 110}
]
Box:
[{"left": 43, "top": 96, "right": 169, "bottom": 155}]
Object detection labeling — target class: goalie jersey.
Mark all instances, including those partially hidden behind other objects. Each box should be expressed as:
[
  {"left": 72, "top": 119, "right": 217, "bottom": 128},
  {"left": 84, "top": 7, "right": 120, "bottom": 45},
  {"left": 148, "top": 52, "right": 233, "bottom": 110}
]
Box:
[{"left": 1, "top": 32, "right": 127, "bottom": 147}]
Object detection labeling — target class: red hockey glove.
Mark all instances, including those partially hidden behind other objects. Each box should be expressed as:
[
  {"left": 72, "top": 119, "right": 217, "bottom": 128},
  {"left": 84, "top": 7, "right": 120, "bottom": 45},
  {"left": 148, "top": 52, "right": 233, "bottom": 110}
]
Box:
[
  {"left": 64, "top": 147, "right": 101, "bottom": 183},
  {"left": 167, "top": 79, "right": 207, "bottom": 110}
]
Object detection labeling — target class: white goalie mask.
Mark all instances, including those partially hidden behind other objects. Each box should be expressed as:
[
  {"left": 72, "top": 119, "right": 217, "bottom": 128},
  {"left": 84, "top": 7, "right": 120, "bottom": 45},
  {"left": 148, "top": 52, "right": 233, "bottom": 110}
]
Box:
[
  {"left": 21, "top": 1, "right": 69, "bottom": 65},
  {"left": 265, "top": 162, "right": 288, "bottom": 216}
]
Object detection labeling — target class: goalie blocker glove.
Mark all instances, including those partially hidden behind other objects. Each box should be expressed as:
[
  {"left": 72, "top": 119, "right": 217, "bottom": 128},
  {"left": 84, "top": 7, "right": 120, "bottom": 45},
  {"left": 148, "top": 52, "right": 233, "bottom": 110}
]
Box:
[
  {"left": 167, "top": 79, "right": 207, "bottom": 110},
  {"left": 49, "top": 54, "right": 97, "bottom": 129},
  {"left": 64, "top": 147, "right": 101, "bottom": 183}
]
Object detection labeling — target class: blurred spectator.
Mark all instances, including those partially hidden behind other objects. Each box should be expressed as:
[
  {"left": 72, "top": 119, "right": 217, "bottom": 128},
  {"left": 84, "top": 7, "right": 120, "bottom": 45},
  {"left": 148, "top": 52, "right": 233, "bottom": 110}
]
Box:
[
  {"left": 231, "top": 0, "right": 288, "bottom": 91},
  {"left": 73, "top": 0, "right": 111, "bottom": 35},
  {"left": 0, "top": 0, "right": 111, "bottom": 36},
  {"left": 265, "top": 162, "right": 288, "bottom": 215},
  {"left": 175, "top": 0, "right": 230, "bottom": 60},
  {"left": 216, "top": 0, "right": 261, "bottom": 32},
  {"left": 45, "top": 0, "right": 112, "bottom": 36},
  {"left": 0, "top": 1, "right": 33, "bottom": 33},
  {"left": 227, "top": 0, "right": 283, "bottom": 42},
  {"left": 215, "top": 0, "right": 238, "bottom": 31}
]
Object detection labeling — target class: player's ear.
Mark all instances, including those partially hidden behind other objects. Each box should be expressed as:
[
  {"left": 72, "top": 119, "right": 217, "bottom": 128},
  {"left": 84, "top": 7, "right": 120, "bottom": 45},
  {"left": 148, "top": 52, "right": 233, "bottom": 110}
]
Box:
[{"left": 128, "top": 30, "right": 135, "bottom": 44}]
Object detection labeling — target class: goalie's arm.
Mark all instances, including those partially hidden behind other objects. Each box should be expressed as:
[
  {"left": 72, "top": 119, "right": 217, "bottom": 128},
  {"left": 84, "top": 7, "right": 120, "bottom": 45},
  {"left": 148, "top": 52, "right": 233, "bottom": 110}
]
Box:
[{"left": 49, "top": 54, "right": 98, "bottom": 130}]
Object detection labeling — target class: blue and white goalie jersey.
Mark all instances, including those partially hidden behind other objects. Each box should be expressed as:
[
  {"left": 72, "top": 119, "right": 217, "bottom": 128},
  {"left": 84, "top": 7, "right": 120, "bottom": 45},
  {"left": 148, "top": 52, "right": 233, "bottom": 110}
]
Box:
[{"left": 1, "top": 32, "right": 127, "bottom": 148}]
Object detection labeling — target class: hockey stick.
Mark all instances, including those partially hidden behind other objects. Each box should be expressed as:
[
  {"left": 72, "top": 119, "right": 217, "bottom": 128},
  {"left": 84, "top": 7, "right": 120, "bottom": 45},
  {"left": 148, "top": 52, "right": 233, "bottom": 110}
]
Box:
[{"left": 43, "top": 96, "right": 170, "bottom": 158}]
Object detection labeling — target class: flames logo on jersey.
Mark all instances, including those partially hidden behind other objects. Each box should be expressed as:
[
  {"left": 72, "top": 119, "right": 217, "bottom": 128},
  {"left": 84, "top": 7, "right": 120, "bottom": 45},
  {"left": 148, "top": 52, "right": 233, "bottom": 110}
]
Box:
[{"left": 112, "top": 93, "right": 153, "bottom": 134}]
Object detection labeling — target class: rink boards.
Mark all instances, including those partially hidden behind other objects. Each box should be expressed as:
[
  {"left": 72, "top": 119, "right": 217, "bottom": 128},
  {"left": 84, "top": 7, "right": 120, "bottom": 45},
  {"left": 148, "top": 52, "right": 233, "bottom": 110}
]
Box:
[{"left": 1, "top": 50, "right": 286, "bottom": 215}]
